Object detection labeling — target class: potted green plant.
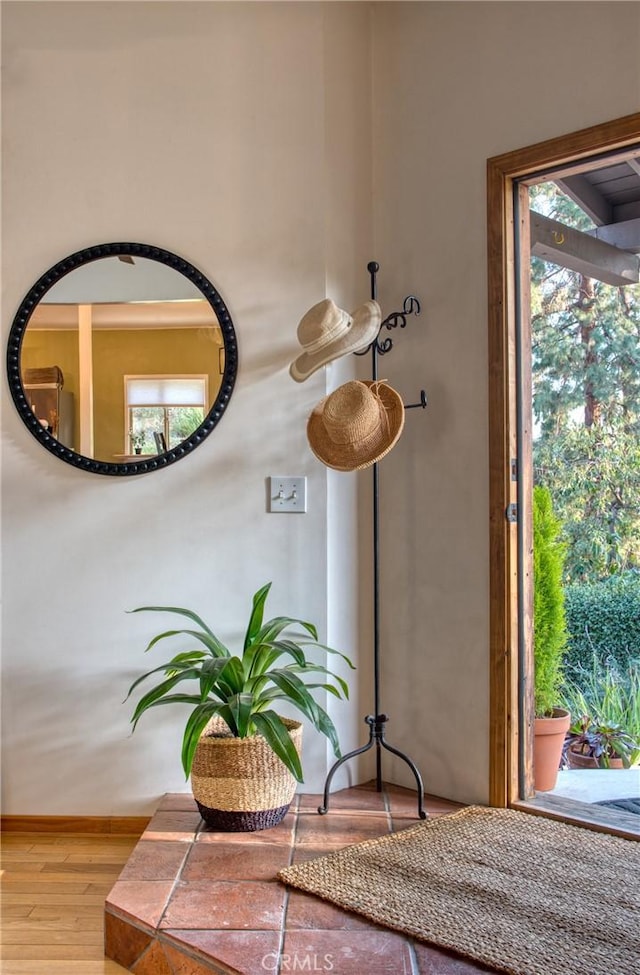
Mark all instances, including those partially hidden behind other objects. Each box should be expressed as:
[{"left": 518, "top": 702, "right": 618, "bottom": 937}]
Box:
[
  {"left": 565, "top": 716, "right": 638, "bottom": 769},
  {"left": 130, "top": 430, "right": 146, "bottom": 454},
  {"left": 533, "top": 485, "right": 571, "bottom": 791},
  {"left": 560, "top": 662, "right": 640, "bottom": 769},
  {"left": 125, "top": 582, "right": 354, "bottom": 831}
]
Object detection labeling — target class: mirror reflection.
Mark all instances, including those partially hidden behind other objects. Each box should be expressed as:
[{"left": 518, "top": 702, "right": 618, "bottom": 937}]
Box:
[
  {"left": 8, "top": 244, "right": 237, "bottom": 475},
  {"left": 21, "top": 257, "right": 223, "bottom": 464}
]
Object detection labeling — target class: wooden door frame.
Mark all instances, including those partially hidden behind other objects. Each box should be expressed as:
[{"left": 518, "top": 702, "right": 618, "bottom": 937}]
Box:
[{"left": 487, "top": 112, "right": 640, "bottom": 808}]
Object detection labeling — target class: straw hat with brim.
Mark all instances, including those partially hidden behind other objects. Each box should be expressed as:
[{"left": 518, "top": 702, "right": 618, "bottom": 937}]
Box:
[
  {"left": 307, "top": 380, "right": 405, "bottom": 472},
  {"left": 290, "top": 299, "right": 382, "bottom": 382}
]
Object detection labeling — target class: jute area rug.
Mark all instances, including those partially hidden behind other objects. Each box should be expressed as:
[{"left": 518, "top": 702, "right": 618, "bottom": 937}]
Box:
[{"left": 278, "top": 806, "right": 640, "bottom": 975}]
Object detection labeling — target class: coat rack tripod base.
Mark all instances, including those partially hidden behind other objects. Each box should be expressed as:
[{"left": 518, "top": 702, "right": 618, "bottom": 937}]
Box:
[
  {"left": 317, "top": 262, "right": 427, "bottom": 821},
  {"left": 318, "top": 713, "right": 427, "bottom": 819}
]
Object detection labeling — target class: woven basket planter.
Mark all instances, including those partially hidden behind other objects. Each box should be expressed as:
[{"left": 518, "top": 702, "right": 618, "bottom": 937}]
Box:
[{"left": 191, "top": 716, "right": 303, "bottom": 831}]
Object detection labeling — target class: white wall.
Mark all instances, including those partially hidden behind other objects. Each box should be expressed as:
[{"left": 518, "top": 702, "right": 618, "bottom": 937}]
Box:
[
  {"left": 2, "top": 1, "right": 639, "bottom": 816},
  {"left": 372, "top": 1, "right": 640, "bottom": 802},
  {"left": 0, "top": 1, "right": 373, "bottom": 815}
]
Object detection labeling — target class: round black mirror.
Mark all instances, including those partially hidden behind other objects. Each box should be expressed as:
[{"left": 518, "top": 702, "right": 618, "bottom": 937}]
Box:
[{"left": 6, "top": 242, "right": 238, "bottom": 475}]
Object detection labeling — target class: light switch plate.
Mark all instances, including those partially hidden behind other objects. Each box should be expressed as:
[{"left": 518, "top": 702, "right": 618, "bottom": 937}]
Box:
[{"left": 268, "top": 476, "right": 307, "bottom": 513}]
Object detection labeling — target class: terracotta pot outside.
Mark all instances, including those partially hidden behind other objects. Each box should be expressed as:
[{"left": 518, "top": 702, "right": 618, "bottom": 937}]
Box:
[
  {"left": 566, "top": 741, "right": 624, "bottom": 770},
  {"left": 533, "top": 708, "right": 571, "bottom": 791}
]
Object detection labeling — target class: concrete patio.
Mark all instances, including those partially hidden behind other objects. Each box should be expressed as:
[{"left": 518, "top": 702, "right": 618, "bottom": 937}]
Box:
[{"left": 551, "top": 767, "right": 640, "bottom": 804}]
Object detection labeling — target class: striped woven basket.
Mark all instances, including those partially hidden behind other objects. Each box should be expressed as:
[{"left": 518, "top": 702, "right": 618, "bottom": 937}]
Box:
[{"left": 191, "top": 716, "right": 303, "bottom": 832}]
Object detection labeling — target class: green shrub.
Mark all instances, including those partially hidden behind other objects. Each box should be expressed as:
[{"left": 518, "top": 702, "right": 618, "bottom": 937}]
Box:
[
  {"left": 533, "top": 485, "right": 569, "bottom": 716},
  {"left": 565, "top": 571, "right": 640, "bottom": 672}
]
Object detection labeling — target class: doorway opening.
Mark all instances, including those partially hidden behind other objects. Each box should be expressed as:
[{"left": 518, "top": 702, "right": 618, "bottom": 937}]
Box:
[{"left": 487, "top": 113, "right": 640, "bottom": 838}]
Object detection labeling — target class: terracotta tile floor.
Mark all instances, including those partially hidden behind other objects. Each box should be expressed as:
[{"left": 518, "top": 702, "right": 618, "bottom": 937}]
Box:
[{"left": 105, "top": 782, "right": 498, "bottom": 975}]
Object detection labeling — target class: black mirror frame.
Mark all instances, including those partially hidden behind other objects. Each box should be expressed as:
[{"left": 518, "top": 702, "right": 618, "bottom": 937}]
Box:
[{"left": 6, "top": 242, "right": 238, "bottom": 476}]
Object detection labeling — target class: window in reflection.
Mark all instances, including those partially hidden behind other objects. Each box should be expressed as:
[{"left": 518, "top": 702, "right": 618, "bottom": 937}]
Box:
[{"left": 126, "top": 376, "right": 207, "bottom": 456}]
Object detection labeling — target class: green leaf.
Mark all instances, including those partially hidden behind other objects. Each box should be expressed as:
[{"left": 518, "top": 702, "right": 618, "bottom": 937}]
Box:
[
  {"left": 216, "top": 656, "right": 246, "bottom": 697},
  {"left": 255, "top": 616, "right": 318, "bottom": 645},
  {"left": 297, "top": 682, "right": 342, "bottom": 698},
  {"left": 143, "top": 628, "right": 229, "bottom": 658},
  {"left": 124, "top": 654, "right": 206, "bottom": 701},
  {"left": 265, "top": 640, "right": 307, "bottom": 666},
  {"left": 129, "top": 607, "right": 230, "bottom": 657},
  {"left": 306, "top": 641, "right": 356, "bottom": 670},
  {"left": 267, "top": 671, "right": 321, "bottom": 725},
  {"left": 181, "top": 703, "right": 224, "bottom": 778},
  {"left": 130, "top": 693, "right": 206, "bottom": 731},
  {"left": 129, "top": 668, "right": 204, "bottom": 727},
  {"left": 199, "top": 656, "right": 231, "bottom": 701},
  {"left": 130, "top": 605, "right": 215, "bottom": 634},
  {"left": 245, "top": 639, "right": 306, "bottom": 678},
  {"left": 260, "top": 682, "right": 341, "bottom": 702},
  {"left": 264, "top": 673, "right": 341, "bottom": 758},
  {"left": 226, "top": 692, "right": 255, "bottom": 737},
  {"left": 246, "top": 646, "right": 281, "bottom": 679},
  {"left": 309, "top": 700, "right": 342, "bottom": 758},
  {"left": 252, "top": 710, "right": 303, "bottom": 782},
  {"left": 243, "top": 584, "right": 272, "bottom": 650},
  {"left": 284, "top": 662, "right": 349, "bottom": 699}
]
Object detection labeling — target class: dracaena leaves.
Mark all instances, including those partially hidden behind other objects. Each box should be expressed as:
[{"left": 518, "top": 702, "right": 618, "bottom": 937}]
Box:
[{"left": 126, "top": 583, "right": 354, "bottom": 782}]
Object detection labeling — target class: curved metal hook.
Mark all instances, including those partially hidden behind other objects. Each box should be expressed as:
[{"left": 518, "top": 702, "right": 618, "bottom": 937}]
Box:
[
  {"left": 381, "top": 295, "right": 421, "bottom": 334},
  {"left": 403, "top": 295, "right": 421, "bottom": 316},
  {"left": 354, "top": 276, "right": 422, "bottom": 360},
  {"left": 405, "top": 389, "right": 428, "bottom": 410},
  {"left": 382, "top": 311, "right": 409, "bottom": 332},
  {"left": 354, "top": 333, "right": 394, "bottom": 357}
]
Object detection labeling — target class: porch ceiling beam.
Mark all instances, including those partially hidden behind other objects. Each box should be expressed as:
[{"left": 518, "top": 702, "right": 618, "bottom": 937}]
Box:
[
  {"left": 626, "top": 157, "right": 640, "bottom": 178},
  {"left": 589, "top": 216, "right": 640, "bottom": 254},
  {"left": 530, "top": 212, "right": 639, "bottom": 287},
  {"left": 555, "top": 174, "right": 613, "bottom": 226}
]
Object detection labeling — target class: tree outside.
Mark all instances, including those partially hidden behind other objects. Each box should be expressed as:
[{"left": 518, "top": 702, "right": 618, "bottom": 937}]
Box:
[
  {"left": 531, "top": 182, "right": 640, "bottom": 584},
  {"left": 530, "top": 182, "right": 640, "bottom": 761}
]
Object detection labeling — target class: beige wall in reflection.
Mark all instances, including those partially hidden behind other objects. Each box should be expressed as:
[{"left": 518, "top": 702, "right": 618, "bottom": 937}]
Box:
[{"left": 22, "top": 324, "right": 222, "bottom": 460}]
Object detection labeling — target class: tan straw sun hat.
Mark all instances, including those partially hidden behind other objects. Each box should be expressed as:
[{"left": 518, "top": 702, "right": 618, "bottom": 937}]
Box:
[
  {"left": 289, "top": 298, "right": 381, "bottom": 382},
  {"left": 306, "top": 380, "right": 405, "bottom": 472}
]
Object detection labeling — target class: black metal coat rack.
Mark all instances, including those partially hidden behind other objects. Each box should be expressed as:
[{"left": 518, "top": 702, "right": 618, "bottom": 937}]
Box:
[{"left": 318, "top": 261, "right": 428, "bottom": 820}]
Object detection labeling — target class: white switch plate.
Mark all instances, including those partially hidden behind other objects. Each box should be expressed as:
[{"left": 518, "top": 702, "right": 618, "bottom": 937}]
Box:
[{"left": 268, "top": 476, "right": 307, "bottom": 513}]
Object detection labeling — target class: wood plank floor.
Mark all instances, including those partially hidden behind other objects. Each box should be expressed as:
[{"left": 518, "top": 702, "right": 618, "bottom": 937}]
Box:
[{"left": 1, "top": 830, "right": 140, "bottom": 974}]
